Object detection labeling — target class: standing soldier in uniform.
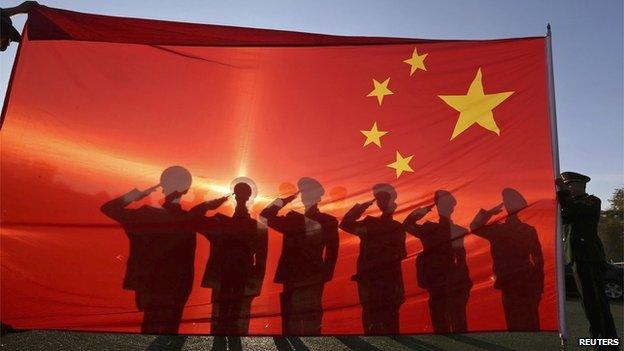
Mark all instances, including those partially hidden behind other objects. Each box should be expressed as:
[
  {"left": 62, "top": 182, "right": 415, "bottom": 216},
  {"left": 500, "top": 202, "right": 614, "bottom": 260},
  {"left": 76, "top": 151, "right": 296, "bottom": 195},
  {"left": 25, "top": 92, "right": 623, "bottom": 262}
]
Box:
[
  {"left": 197, "top": 179, "right": 268, "bottom": 336},
  {"left": 100, "top": 166, "right": 227, "bottom": 334},
  {"left": 404, "top": 190, "right": 472, "bottom": 333},
  {"left": 340, "top": 183, "right": 406, "bottom": 334},
  {"left": 261, "top": 177, "right": 339, "bottom": 335},
  {"left": 470, "top": 188, "right": 543, "bottom": 330},
  {"left": 557, "top": 171, "right": 618, "bottom": 348}
]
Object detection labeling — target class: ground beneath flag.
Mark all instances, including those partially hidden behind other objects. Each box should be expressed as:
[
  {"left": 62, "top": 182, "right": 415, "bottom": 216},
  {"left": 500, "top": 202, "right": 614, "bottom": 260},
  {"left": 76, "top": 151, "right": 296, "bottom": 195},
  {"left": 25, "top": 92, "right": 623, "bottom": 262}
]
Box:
[{"left": 1, "top": 298, "right": 621, "bottom": 351}]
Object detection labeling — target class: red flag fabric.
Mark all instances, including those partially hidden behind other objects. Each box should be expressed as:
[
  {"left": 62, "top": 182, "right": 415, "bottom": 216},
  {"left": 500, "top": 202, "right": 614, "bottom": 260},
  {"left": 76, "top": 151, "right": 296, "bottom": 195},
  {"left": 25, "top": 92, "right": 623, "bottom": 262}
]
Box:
[{"left": 1, "top": 5, "right": 558, "bottom": 335}]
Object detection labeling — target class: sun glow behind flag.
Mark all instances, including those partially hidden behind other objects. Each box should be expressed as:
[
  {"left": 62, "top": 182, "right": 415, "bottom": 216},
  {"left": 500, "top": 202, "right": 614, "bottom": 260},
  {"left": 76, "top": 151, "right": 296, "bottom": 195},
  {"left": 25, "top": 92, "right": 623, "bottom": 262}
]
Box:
[{"left": 0, "top": 5, "right": 558, "bottom": 335}]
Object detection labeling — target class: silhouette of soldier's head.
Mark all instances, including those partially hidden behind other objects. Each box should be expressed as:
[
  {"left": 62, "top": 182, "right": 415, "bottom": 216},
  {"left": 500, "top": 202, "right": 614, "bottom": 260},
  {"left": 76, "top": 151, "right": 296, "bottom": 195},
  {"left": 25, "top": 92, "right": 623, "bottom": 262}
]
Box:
[
  {"left": 502, "top": 188, "right": 528, "bottom": 215},
  {"left": 231, "top": 176, "right": 258, "bottom": 208},
  {"left": 434, "top": 190, "right": 456, "bottom": 218},
  {"left": 160, "top": 166, "right": 192, "bottom": 203},
  {"left": 234, "top": 183, "right": 252, "bottom": 204},
  {"left": 298, "top": 177, "right": 324, "bottom": 210},
  {"left": 373, "top": 183, "right": 397, "bottom": 215}
]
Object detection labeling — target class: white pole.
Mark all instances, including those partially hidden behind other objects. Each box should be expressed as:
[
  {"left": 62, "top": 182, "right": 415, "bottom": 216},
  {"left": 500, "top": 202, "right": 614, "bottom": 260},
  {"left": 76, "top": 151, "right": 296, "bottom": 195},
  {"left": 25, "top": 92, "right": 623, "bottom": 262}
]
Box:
[{"left": 546, "top": 23, "right": 567, "bottom": 350}]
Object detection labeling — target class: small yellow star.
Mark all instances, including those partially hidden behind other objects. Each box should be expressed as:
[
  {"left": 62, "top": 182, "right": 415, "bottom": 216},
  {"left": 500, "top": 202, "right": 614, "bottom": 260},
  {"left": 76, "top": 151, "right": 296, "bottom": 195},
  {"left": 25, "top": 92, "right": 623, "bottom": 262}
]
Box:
[
  {"left": 403, "top": 48, "right": 428, "bottom": 76},
  {"left": 360, "top": 122, "right": 388, "bottom": 148},
  {"left": 387, "top": 151, "right": 414, "bottom": 178},
  {"left": 439, "top": 68, "right": 514, "bottom": 140},
  {"left": 367, "top": 78, "right": 394, "bottom": 105}
]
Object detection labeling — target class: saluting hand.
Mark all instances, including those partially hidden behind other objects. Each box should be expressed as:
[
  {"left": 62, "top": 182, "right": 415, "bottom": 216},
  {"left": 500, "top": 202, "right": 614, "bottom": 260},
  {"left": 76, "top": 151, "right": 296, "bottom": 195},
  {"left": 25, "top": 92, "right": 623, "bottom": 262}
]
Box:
[
  {"left": 282, "top": 191, "right": 300, "bottom": 205},
  {"left": 204, "top": 195, "right": 230, "bottom": 210},
  {"left": 486, "top": 203, "right": 504, "bottom": 216},
  {"left": 359, "top": 199, "right": 375, "bottom": 209},
  {"left": 124, "top": 184, "right": 160, "bottom": 203},
  {"left": 408, "top": 204, "right": 434, "bottom": 220},
  {"left": 141, "top": 184, "right": 160, "bottom": 197}
]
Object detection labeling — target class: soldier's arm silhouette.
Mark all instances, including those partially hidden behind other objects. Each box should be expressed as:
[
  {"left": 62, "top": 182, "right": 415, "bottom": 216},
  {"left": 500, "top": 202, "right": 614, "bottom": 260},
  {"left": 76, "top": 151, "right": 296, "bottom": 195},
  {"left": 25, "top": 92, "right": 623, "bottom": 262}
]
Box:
[
  {"left": 259, "top": 193, "right": 298, "bottom": 233},
  {"left": 190, "top": 196, "right": 229, "bottom": 241},
  {"left": 189, "top": 195, "right": 230, "bottom": 217},
  {"left": 339, "top": 201, "right": 373, "bottom": 236},
  {"left": 323, "top": 218, "right": 340, "bottom": 282},
  {"left": 469, "top": 203, "right": 503, "bottom": 237},
  {"left": 100, "top": 185, "right": 158, "bottom": 222},
  {"left": 403, "top": 206, "right": 433, "bottom": 238}
]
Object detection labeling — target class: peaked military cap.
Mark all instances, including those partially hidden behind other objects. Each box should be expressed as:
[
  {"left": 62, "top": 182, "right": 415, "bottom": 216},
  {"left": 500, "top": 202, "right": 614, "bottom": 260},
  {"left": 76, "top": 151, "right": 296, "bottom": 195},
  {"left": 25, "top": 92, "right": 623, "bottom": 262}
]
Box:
[{"left": 560, "top": 171, "right": 591, "bottom": 184}]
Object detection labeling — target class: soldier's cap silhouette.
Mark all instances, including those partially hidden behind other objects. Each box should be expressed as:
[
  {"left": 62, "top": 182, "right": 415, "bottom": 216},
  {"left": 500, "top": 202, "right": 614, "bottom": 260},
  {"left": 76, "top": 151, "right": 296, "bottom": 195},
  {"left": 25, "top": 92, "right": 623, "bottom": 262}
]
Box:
[
  {"left": 434, "top": 190, "right": 456, "bottom": 205},
  {"left": 298, "top": 177, "right": 324, "bottom": 207},
  {"left": 373, "top": 183, "right": 397, "bottom": 213},
  {"left": 160, "top": 166, "right": 192, "bottom": 196},
  {"left": 560, "top": 171, "right": 591, "bottom": 184},
  {"left": 434, "top": 190, "right": 456, "bottom": 217},
  {"left": 502, "top": 188, "right": 528, "bottom": 214}
]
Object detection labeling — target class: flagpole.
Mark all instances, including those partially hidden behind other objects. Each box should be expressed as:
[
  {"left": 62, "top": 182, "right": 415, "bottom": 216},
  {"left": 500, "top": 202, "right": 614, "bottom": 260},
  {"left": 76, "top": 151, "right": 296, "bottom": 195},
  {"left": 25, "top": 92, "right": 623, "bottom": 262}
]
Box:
[{"left": 546, "top": 23, "right": 567, "bottom": 351}]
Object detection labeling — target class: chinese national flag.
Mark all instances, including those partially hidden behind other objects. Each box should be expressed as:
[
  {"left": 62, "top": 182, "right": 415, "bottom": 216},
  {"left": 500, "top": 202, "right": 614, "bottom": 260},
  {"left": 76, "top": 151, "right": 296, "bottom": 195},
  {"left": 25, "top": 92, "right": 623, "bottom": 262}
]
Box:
[{"left": 1, "top": 5, "right": 558, "bottom": 335}]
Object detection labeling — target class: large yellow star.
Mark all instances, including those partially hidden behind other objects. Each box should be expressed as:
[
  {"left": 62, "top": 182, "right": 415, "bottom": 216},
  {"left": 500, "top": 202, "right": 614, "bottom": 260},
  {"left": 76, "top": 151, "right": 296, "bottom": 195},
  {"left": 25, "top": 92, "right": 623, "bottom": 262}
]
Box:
[
  {"left": 403, "top": 48, "right": 428, "bottom": 76},
  {"left": 367, "top": 78, "right": 393, "bottom": 105},
  {"left": 360, "top": 121, "right": 388, "bottom": 147},
  {"left": 438, "top": 68, "right": 514, "bottom": 140},
  {"left": 387, "top": 151, "right": 414, "bottom": 178}
]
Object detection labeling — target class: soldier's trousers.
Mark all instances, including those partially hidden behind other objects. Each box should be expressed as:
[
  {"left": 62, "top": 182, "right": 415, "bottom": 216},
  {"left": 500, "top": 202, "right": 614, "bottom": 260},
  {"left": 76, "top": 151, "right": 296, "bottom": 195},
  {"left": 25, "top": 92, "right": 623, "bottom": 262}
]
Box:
[
  {"left": 572, "top": 261, "right": 618, "bottom": 339},
  {"left": 141, "top": 307, "right": 185, "bottom": 334},
  {"left": 358, "top": 279, "right": 403, "bottom": 334},
  {"left": 280, "top": 282, "right": 324, "bottom": 335},
  {"left": 428, "top": 289, "right": 470, "bottom": 333},
  {"left": 210, "top": 283, "right": 253, "bottom": 335}
]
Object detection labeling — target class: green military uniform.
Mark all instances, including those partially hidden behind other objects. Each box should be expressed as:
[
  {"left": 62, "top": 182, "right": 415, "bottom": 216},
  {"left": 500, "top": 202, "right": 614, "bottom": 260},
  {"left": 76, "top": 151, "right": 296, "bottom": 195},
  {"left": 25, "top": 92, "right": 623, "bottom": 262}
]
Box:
[{"left": 558, "top": 172, "right": 618, "bottom": 346}]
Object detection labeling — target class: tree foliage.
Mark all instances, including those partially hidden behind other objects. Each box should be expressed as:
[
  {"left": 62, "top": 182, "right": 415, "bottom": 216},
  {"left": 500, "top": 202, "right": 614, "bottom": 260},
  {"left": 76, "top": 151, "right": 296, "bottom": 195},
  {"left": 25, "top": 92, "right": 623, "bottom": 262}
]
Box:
[{"left": 598, "top": 187, "right": 624, "bottom": 262}]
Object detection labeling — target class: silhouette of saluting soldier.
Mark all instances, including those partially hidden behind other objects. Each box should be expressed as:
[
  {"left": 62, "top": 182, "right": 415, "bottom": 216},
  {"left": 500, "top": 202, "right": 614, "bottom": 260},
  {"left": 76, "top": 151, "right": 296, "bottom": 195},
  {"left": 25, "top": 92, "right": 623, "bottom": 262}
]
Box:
[
  {"left": 195, "top": 178, "right": 268, "bottom": 335},
  {"left": 470, "top": 188, "right": 544, "bottom": 331},
  {"left": 403, "top": 190, "right": 472, "bottom": 333},
  {"left": 260, "top": 177, "right": 339, "bottom": 335},
  {"left": 340, "top": 183, "right": 407, "bottom": 334},
  {"left": 100, "top": 166, "right": 225, "bottom": 334}
]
